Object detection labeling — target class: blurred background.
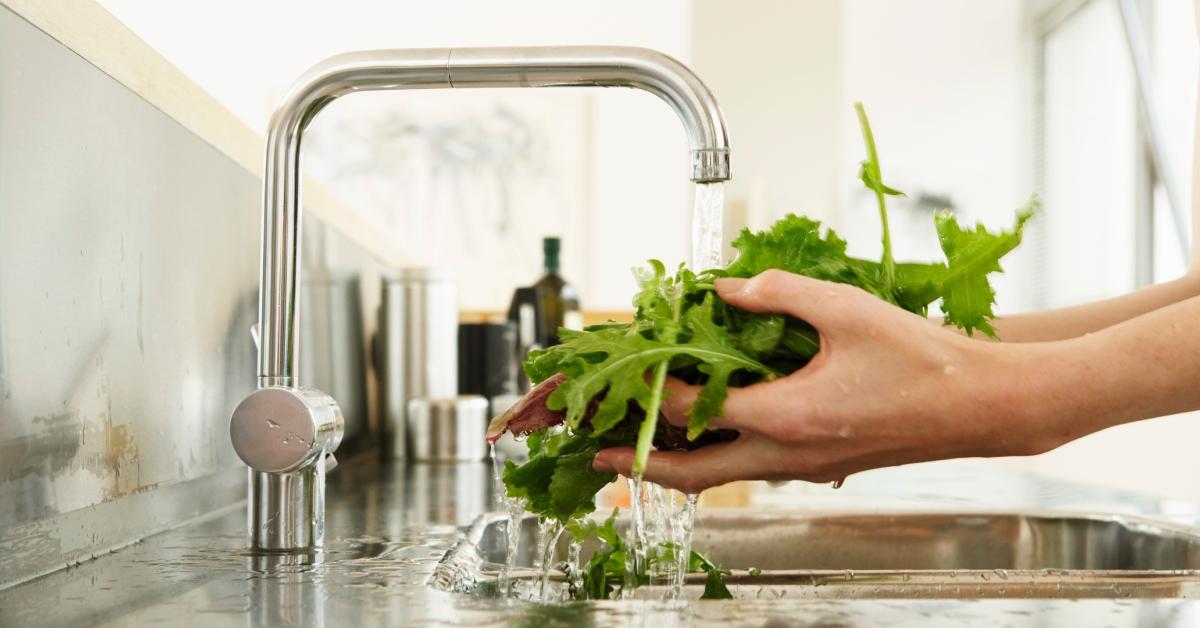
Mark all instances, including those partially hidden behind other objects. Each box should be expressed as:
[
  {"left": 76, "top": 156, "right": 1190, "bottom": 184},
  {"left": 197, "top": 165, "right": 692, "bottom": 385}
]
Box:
[{"left": 94, "top": 0, "right": 1200, "bottom": 498}]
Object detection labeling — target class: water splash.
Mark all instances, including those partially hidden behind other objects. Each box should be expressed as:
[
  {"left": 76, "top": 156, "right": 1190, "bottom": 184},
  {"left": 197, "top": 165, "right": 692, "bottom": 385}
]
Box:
[
  {"left": 489, "top": 443, "right": 524, "bottom": 599},
  {"left": 537, "top": 521, "right": 564, "bottom": 601},
  {"left": 668, "top": 493, "right": 700, "bottom": 599}
]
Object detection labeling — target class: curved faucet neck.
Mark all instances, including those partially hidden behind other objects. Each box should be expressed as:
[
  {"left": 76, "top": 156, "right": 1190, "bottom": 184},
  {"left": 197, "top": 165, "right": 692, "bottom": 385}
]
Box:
[{"left": 257, "top": 46, "right": 731, "bottom": 385}]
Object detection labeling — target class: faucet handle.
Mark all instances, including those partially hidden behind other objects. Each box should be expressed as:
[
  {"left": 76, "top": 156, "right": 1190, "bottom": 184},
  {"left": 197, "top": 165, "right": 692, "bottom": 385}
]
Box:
[{"left": 230, "top": 387, "right": 344, "bottom": 473}]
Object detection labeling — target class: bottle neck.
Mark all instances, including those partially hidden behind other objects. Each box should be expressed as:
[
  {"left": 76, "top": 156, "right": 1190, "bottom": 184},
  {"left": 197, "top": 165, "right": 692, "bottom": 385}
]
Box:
[{"left": 544, "top": 252, "right": 560, "bottom": 275}]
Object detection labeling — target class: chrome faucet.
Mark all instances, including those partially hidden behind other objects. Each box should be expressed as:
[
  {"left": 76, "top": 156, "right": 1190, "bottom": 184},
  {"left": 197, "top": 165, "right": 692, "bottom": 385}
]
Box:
[{"left": 228, "top": 46, "right": 732, "bottom": 552}]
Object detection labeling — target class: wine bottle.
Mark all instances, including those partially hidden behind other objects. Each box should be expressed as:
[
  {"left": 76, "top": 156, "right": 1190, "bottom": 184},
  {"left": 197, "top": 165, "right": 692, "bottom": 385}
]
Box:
[{"left": 533, "top": 237, "right": 581, "bottom": 346}]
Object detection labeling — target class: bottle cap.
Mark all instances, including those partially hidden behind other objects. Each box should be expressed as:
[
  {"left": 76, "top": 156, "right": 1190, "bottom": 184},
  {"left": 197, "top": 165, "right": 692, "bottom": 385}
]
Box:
[{"left": 543, "top": 237, "right": 561, "bottom": 255}]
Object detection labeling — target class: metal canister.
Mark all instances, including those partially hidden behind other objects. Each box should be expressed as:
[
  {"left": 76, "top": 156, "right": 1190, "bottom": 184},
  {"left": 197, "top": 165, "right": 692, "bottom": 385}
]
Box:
[
  {"left": 378, "top": 268, "right": 458, "bottom": 459},
  {"left": 407, "top": 396, "right": 489, "bottom": 462}
]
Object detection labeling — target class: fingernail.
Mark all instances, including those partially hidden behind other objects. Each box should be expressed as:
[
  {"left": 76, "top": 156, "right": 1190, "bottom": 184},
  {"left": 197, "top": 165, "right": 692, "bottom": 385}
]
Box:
[
  {"left": 592, "top": 456, "right": 615, "bottom": 473},
  {"left": 714, "top": 277, "right": 747, "bottom": 295}
]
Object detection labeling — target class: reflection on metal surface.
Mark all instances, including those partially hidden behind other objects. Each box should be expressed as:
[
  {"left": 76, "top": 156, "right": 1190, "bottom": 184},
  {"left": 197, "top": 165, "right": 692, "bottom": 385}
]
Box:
[
  {"left": 407, "top": 396, "right": 489, "bottom": 462},
  {"left": 0, "top": 4, "right": 381, "bottom": 587},
  {"left": 439, "top": 510, "right": 1200, "bottom": 599},
  {"left": 302, "top": 268, "right": 369, "bottom": 443}
]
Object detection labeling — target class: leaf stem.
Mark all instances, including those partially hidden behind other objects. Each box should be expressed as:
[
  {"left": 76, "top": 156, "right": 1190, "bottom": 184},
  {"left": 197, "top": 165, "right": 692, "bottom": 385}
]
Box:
[
  {"left": 633, "top": 361, "right": 669, "bottom": 476},
  {"left": 855, "top": 102, "right": 896, "bottom": 292},
  {"left": 632, "top": 281, "right": 685, "bottom": 476}
]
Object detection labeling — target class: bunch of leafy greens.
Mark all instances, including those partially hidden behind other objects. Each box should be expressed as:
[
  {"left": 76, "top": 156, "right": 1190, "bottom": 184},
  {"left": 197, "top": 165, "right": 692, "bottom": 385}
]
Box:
[{"left": 501, "top": 103, "right": 1035, "bottom": 598}]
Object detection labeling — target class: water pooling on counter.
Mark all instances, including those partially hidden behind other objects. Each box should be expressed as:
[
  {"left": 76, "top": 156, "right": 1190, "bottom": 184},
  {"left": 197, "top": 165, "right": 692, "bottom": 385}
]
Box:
[{"left": 488, "top": 183, "right": 726, "bottom": 603}]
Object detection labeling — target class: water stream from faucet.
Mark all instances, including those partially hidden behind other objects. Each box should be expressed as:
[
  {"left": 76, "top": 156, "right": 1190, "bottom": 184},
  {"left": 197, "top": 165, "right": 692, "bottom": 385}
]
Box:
[
  {"left": 690, "top": 182, "right": 726, "bottom": 272},
  {"left": 623, "top": 182, "right": 726, "bottom": 600}
]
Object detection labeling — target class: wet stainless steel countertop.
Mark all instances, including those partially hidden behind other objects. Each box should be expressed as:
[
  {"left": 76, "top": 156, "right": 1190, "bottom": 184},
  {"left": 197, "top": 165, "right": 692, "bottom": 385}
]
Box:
[{"left": 5, "top": 457, "right": 1200, "bottom": 627}]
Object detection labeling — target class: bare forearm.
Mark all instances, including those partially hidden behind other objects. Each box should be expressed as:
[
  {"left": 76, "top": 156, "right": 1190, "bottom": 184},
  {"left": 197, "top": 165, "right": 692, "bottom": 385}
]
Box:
[
  {"left": 977, "top": 273, "right": 1200, "bottom": 342},
  {"left": 1005, "top": 294, "right": 1200, "bottom": 450}
]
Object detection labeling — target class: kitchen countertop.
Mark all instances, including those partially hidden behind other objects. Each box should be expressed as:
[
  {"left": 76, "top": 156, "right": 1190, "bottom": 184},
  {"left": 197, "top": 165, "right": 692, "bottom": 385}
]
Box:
[{"left": 5, "top": 456, "right": 1200, "bottom": 628}]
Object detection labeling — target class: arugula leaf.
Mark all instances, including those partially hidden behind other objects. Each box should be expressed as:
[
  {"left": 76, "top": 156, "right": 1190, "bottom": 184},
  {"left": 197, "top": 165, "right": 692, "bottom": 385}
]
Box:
[
  {"left": 724, "top": 214, "right": 863, "bottom": 286},
  {"left": 933, "top": 200, "right": 1037, "bottom": 337},
  {"left": 529, "top": 266, "right": 777, "bottom": 475}
]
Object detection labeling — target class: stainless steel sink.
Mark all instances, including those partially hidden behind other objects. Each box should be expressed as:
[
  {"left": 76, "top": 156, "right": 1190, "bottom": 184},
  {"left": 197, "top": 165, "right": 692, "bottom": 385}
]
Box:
[{"left": 432, "top": 510, "right": 1200, "bottom": 599}]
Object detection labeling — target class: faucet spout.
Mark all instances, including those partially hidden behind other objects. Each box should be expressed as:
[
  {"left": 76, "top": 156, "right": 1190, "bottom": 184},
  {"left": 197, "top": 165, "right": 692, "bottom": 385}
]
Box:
[{"left": 233, "top": 46, "right": 732, "bottom": 552}]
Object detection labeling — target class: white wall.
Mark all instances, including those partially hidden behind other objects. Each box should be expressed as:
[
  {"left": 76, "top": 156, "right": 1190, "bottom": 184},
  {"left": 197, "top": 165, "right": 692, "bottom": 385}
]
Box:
[
  {"left": 691, "top": 0, "right": 844, "bottom": 234},
  {"left": 98, "top": 0, "right": 695, "bottom": 311}
]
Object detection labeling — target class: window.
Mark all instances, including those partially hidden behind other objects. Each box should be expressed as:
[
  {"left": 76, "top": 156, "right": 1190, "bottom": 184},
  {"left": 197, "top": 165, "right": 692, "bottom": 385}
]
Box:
[{"left": 1036, "top": 0, "right": 1195, "bottom": 309}]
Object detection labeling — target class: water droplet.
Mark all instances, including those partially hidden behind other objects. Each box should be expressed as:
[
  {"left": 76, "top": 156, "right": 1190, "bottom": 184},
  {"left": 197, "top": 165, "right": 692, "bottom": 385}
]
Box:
[
  {"left": 266, "top": 419, "right": 280, "bottom": 429},
  {"left": 837, "top": 425, "right": 854, "bottom": 438},
  {"left": 943, "top": 365, "right": 957, "bottom": 375}
]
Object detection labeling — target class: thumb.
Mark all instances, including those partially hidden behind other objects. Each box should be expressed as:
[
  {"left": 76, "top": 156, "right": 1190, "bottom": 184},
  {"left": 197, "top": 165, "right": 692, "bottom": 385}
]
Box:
[{"left": 715, "top": 269, "right": 862, "bottom": 328}]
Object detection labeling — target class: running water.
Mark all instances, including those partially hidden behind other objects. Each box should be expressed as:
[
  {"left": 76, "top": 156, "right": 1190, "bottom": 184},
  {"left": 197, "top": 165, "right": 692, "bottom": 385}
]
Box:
[
  {"left": 624, "top": 476, "right": 646, "bottom": 598},
  {"left": 490, "top": 444, "right": 523, "bottom": 599},
  {"left": 537, "top": 520, "right": 565, "bottom": 601},
  {"left": 501, "top": 498, "right": 523, "bottom": 598},
  {"left": 567, "top": 539, "right": 583, "bottom": 596},
  {"left": 669, "top": 493, "right": 700, "bottom": 598},
  {"left": 691, "top": 182, "right": 725, "bottom": 271}
]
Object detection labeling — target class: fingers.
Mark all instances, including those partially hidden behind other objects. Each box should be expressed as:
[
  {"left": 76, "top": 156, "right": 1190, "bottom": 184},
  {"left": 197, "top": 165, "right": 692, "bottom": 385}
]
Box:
[
  {"left": 660, "top": 377, "right": 697, "bottom": 427},
  {"left": 660, "top": 376, "right": 773, "bottom": 433},
  {"left": 715, "top": 270, "right": 864, "bottom": 328},
  {"left": 592, "top": 440, "right": 761, "bottom": 494}
]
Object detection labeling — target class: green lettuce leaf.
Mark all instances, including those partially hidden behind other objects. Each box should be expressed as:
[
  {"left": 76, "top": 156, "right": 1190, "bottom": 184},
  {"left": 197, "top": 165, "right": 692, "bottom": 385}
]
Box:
[{"left": 503, "top": 430, "right": 616, "bottom": 521}]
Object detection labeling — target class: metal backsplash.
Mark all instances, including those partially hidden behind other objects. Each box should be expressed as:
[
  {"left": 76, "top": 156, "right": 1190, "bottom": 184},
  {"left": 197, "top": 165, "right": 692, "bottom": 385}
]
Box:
[{"left": 0, "top": 6, "right": 381, "bottom": 587}]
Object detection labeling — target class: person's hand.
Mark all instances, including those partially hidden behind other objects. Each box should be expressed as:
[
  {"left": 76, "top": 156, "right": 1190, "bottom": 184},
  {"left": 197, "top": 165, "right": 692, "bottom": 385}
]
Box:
[{"left": 591, "top": 269, "right": 1079, "bottom": 493}]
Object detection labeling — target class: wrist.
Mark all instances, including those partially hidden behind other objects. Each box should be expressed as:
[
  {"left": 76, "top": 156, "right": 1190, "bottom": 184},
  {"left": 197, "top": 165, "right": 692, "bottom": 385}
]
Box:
[{"left": 963, "top": 336, "right": 1105, "bottom": 457}]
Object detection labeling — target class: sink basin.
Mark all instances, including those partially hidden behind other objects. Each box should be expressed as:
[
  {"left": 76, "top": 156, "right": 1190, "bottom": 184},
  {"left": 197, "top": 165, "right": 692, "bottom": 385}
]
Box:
[{"left": 432, "top": 510, "right": 1200, "bottom": 599}]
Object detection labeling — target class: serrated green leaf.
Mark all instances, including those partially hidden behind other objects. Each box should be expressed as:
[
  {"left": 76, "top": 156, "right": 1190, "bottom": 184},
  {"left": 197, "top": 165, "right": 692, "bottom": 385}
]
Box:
[
  {"left": 935, "top": 199, "right": 1036, "bottom": 337},
  {"left": 542, "top": 309, "right": 777, "bottom": 438},
  {"left": 724, "top": 214, "right": 861, "bottom": 284},
  {"left": 504, "top": 431, "right": 616, "bottom": 521}
]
